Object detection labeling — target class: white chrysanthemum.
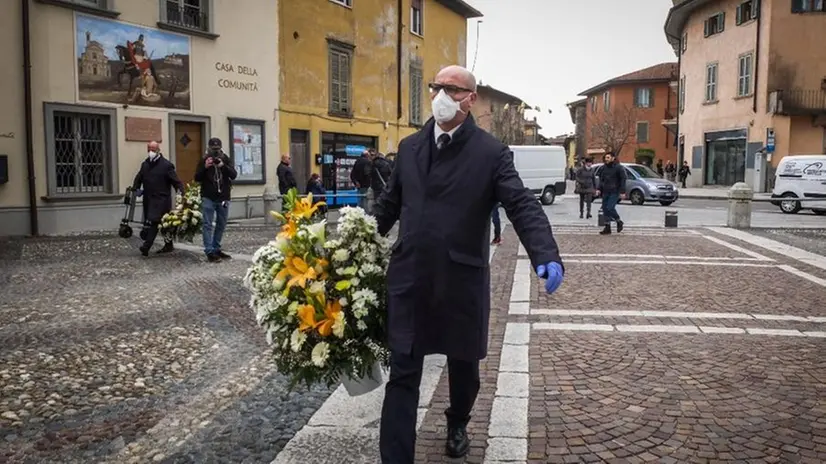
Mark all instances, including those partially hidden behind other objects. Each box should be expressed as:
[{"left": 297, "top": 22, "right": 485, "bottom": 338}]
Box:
[
  {"left": 311, "top": 342, "right": 330, "bottom": 367},
  {"left": 309, "top": 280, "right": 325, "bottom": 295},
  {"left": 356, "top": 320, "right": 368, "bottom": 331},
  {"left": 290, "top": 329, "right": 307, "bottom": 352},
  {"left": 339, "top": 297, "right": 348, "bottom": 307},
  {"left": 340, "top": 266, "right": 357, "bottom": 276},
  {"left": 350, "top": 277, "right": 360, "bottom": 287},
  {"left": 332, "top": 311, "right": 346, "bottom": 338},
  {"left": 272, "top": 278, "right": 285, "bottom": 291},
  {"left": 332, "top": 248, "right": 349, "bottom": 263}
]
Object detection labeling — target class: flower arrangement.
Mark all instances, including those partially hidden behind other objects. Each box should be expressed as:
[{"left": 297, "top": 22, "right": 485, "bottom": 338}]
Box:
[
  {"left": 244, "top": 188, "right": 391, "bottom": 391},
  {"left": 160, "top": 182, "right": 203, "bottom": 242}
]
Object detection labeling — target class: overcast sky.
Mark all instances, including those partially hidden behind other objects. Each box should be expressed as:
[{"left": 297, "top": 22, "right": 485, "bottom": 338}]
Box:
[{"left": 463, "top": 0, "right": 677, "bottom": 137}]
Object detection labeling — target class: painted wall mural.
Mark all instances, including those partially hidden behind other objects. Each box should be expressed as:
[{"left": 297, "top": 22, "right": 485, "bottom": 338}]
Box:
[{"left": 75, "top": 14, "right": 191, "bottom": 110}]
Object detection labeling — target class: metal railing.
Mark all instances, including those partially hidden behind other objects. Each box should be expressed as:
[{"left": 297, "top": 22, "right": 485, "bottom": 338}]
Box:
[
  {"left": 771, "top": 89, "right": 826, "bottom": 115},
  {"left": 164, "top": 1, "right": 209, "bottom": 31}
]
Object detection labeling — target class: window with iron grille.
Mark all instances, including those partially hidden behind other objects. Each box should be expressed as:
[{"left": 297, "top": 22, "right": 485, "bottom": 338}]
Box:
[
  {"left": 411, "top": 0, "right": 424, "bottom": 36},
  {"left": 737, "top": 52, "right": 753, "bottom": 97},
  {"left": 161, "top": 0, "right": 211, "bottom": 33},
  {"left": 328, "top": 40, "right": 354, "bottom": 117},
  {"left": 634, "top": 87, "right": 654, "bottom": 108},
  {"left": 47, "top": 109, "right": 115, "bottom": 196},
  {"left": 409, "top": 62, "right": 423, "bottom": 125},
  {"left": 330, "top": 0, "right": 353, "bottom": 7}
]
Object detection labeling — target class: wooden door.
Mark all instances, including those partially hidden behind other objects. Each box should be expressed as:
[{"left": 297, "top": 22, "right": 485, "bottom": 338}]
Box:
[
  {"left": 289, "top": 129, "right": 310, "bottom": 193},
  {"left": 174, "top": 121, "right": 204, "bottom": 184}
]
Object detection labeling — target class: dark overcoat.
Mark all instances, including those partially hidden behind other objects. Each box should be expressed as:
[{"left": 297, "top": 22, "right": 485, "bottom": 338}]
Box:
[
  {"left": 132, "top": 155, "right": 184, "bottom": 223},
  {"left": 373, "top": 116, "right": 563, "bottom": 361}
]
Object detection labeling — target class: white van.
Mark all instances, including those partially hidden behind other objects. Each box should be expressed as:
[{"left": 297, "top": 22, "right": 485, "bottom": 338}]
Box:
[
  {"left": 510, "top": 145, "right": 567, "bottom": 205},
  {"left": 771, "top": 154, "right": 826, "bottom": 215}
]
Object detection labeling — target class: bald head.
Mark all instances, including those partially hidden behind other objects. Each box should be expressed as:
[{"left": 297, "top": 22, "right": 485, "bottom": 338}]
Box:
[
  {"left": 147, "top": 140, "right": 159, "bottom": 151},
  {"left": 435, "top": 65, "right": 477, "bottom": 92}
]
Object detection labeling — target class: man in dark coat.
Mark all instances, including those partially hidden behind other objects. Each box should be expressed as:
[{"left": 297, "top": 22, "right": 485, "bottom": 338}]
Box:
[
  {"left": 132, "top": 140, "right": 183, "bottom": 256},
  {"left": 276, "top": 153, "right": 297, "bottom": 195},
  {"left": 372, "top": 65, "right": 565, "bottom": 464},
  {"left": 368, "top": 151, "right": 393, "bottom": 211},
  {"left": 351, "top": 149, "right": 373, "bottom": 211},
  {"left": 595, "top": 152, "right": 627, "bottom": 235}
]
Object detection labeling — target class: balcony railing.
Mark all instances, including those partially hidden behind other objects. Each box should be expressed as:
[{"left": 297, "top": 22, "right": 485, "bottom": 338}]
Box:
[
  {"left": 664, "top": 107, "right": 678, "bottom": 121},
  {"left": 164, "top": 1, "right": 208, "bottom": 32},
  {"left": 769, "top": 89, "right": 826, "bottom": 115}
]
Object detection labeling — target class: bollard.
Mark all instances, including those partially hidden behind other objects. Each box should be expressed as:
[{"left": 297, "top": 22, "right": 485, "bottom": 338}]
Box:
[
  {"left": 597, "top": 208, "right": 606, "bottom": 227},
  {"left": 664, "top": 210, "right": 678, "bottom": 228},
  {"left": 262, "top": 186, "right": 279, "bottom": 226},
  {"left": 727, "top": 182, "right": 753, "bottom": 228}
]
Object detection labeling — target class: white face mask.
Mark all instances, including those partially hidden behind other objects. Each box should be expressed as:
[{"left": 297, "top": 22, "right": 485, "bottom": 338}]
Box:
[
  {"left": 431, "top": 89, "right": 466, "bottom": 123},
  {"left": 148, "top": 150, "right": 158, "bottom": 160}
]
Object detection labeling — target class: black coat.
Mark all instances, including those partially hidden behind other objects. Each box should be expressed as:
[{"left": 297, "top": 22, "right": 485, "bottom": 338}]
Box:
[
  {"left": 370, "top": 156, "right": 393, "bottom": 193},
  {"left": 351, "top": 155, "right": 372, "bottom": 188},
  {"left": 372, "top": 116, "right": 563, "bottom": 361},
  {"left": 132, "top": 155, "right": 183, "bottom": 222},
  {"left": 276, "top": 162, "right": 297, "bottom": 194},
  {"left": 194, "top": 151, "right": 237, "bottom": 202},
  {"left": 596, "top": 162, "right": 627, "bottom": 194}
]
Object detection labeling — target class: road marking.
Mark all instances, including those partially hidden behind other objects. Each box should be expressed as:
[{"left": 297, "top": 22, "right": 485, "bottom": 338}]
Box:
[
  {"left": 561, "top": 259, "right": 776, "bottom": 267},
  {"left": 778, "top": 264, "right": 826, "bottom": 288},
  {"left": 699, "top": 234, "right": 774, "bottom": 261},
  {"left": 532, "top": 323, "right": 825, "bottom": 337},
  {"left": 707, "top": 227, "right": 826, "bottom": 270},
  {"left": 530, "top": 308, "right": 826, "bottom": 323},
  {"left": 487, "top": 322, "right": 529, "bottom": 462},
  {"left": 509, "top": 259, "right": 532, "bottom": 303},
  {"left": 559, "top": 253, "right": 768, "bottom": 261}
]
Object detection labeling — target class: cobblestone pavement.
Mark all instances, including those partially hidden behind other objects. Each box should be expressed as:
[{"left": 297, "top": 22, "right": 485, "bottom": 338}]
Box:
[
  {"left": 748, "top": 228, "right": 826, "bottom": 256},
  {"left": 0, "top": 233, "right": 333, "bottom": 464}
]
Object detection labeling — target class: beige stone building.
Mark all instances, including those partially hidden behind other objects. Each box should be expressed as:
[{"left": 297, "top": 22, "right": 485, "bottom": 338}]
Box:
[
  {"left": 665, "top": 0, "right": 826, "bottom": 190},
  {"left": 0, "top": 0, "right": 279, "bottom": 236}
]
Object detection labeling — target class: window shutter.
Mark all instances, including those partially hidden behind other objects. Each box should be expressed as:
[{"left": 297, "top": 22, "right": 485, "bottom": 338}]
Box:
[
  {"left": 703, "top": 19, "right": 710, "bottom": 37},
  {"left": 736, "top": 4, "right": 743, "bottom": 25},
  {"left": 649, "top": 88, "right": 655, "bottom": 107},
  {"left": 752, "top": 0, "right": 760, "bottom": 18},
  {"left": 719, "top": 12, "right": 725, "bottom": 31},
  {"left": 791, "top": 0, "right": 803, "bottom": 12},
  {"left": 330, "top": 51, "right": 341, "bottom": 111},
  {"left": 340, "top": 52, "right": 351, "bottom": 112}
]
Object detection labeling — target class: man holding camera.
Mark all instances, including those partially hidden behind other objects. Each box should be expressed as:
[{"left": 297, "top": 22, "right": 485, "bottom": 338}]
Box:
[{"left": 195, "top": 137, "right": 237, "bottom": 262}]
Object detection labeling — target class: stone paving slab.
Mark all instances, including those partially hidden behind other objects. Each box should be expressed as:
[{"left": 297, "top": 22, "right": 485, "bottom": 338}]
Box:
[
  {"left": 551, "top": 233, "right": 766, "bottom": 260},
  {"left": 528, "top": 330, "right": 826, "bottom": 463},
  {"left": 532, "top": 261, "right": 826, "bottom": 316}
]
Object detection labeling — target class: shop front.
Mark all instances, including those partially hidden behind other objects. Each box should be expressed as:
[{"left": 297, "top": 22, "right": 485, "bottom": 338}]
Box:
[
  {"left": 704, "top": 130, "right": 747, "bottom": 186},
  {"left": 320, "top": 132, "right": 378, "bottom": 207}
]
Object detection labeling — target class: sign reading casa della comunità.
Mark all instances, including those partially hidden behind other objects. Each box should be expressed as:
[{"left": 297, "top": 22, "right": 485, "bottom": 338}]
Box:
[{"left": 215, "top": 62, "right": 259, "bottom": 92}]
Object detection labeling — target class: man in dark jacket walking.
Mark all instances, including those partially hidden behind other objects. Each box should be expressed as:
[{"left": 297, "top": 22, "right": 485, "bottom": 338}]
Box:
[
  {"left": 372, "top": 65, "right": 565, "bottom": 464},
  {"left": 132, "top": 140, "right": 183, "bottom": 256},
  {"left": 276, "top": 153, "right": 297, "bottom": 195},
  {"left": 195, "top": 137, "right": 237, "bottom": 262},
  {"left": 595, "top": 152, "right": 627, "bottom": 235},
  {"left": 369, "top": 151, "right": 393, "bottom": 211}
]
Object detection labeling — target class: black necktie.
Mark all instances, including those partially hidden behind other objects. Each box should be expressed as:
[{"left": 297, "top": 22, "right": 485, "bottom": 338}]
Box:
[{"left": 436, "top": 133, "right": 451, "bottom": 150}]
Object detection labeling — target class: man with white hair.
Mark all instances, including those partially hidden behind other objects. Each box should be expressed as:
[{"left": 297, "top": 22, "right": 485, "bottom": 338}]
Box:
[{"left": 372, "top": 65, "right": 565, "bottom": 463}]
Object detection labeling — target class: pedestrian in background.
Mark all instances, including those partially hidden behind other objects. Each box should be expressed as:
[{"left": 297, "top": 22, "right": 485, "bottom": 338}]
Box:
[
  {"left": 656, "top": 159, "right": 664, "bottom": 177},
  {"left": 679, "top": 161, "right": 692, "bottom": 188},
  {"left": 574, "top": 157, "right": 596, "bottom": 219},
  {"left": 369, "top": 151, "right": 393, "bottom": 213},
  {"left": 351, "top": 149, "right": 373, "bottom": 212},
  {"left": 594, "top": 152, "right": 626, "bottom": 235},
  {"left": 665, "top": 160, "right": 676, "bottom": 182},
  {"left": 132, "top": 140, "right": 183, "bottom": 256},
  {"left": 195, "top": 137, "right": 237, "bottom": 262},
  {"left": 306, "top": 173, "right": 327, "bottom": 217},
  {"left": 490, "top": 203, "right": 502, "bottom": 245}
]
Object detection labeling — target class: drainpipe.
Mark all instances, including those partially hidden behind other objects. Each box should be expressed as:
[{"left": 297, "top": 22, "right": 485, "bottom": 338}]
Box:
[
  {"left": 396, "top": 0, "right": 403, "bottom": 120},
  {"left": 752, "top": 0, "right": 761, "bottom": 113},
  {"left": 22, "top": 0, "right": 39, "bottom": 236}
]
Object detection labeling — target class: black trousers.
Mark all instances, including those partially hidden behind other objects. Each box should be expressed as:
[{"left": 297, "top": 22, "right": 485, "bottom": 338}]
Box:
[
  {"left": 141, "top": 221, "right": 171, "bottom": 250},
  {"left": 379, "top": 350, "right": 480, "bottom": 464},
  {"left": 578, "top": 193, "right": 593, "bottom": 215}
]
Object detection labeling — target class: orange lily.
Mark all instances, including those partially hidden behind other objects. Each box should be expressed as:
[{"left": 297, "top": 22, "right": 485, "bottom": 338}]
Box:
[
  {"left": 278, "top": 219, "right": 298, "bottom": 239},
  {"left": 292, "top": 194, "right": 326, "bottom": 220},
  {"left": 275, "top": 256, "right": 318, "bottom": 289},
  {"left": 297, "top": 304, "right": 321, "bottom": 332},
  {"left": 316, "top": 297, "right": 343, "bottom": 337}
]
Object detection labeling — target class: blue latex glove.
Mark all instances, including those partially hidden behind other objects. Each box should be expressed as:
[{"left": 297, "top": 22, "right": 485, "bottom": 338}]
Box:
[
  {"left": 135, "top": 189, "right": 143, "bottom": 197},
  {"left": 536, "top": 262, "right": 564, "bottom": 294}
]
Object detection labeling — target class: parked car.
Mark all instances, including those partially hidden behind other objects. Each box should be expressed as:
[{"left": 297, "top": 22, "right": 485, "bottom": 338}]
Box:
[
  {"left": 593, "top": 162, "right": 679, "bottom": 206},
  {"left": 770, "top": 154, "right": 826, "bottom": 215}
]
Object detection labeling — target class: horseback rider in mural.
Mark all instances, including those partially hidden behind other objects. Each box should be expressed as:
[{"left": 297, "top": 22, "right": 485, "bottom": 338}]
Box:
[{"left": 116, "top": 33, "right": 162, "bottom": 103}]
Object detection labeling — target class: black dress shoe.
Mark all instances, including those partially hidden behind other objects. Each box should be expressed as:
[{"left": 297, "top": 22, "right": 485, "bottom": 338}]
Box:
[
  {"left": 206, "top": 253, "right": 222, "bottom": 262},
  {"left": 445, "top": 426, "right": 470, "bottom": 458},
  {"left": 616, "top": 220, "right": 624, "bottom": 233},
  {"left": 216, "top": 250, "right": 232, "bottom": 259},
  {"left": 139, "top": 246, "right": 150, "bottom": 257},
  {"left": 156, "top": 242, "right": 174, "bottom": 254}
]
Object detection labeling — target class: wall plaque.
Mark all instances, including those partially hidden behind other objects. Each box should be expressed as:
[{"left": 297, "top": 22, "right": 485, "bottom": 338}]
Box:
[{"left": 125, "top": 117, "right": 163, "bottom": 142}]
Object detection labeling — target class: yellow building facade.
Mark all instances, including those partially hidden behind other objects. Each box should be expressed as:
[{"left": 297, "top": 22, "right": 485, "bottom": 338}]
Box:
[
  {"left": 277, "top": 0, "right": 482, "bottom": 197},
  {"left": 0, "top": 0, "right": 279, "bottom": 236}
]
